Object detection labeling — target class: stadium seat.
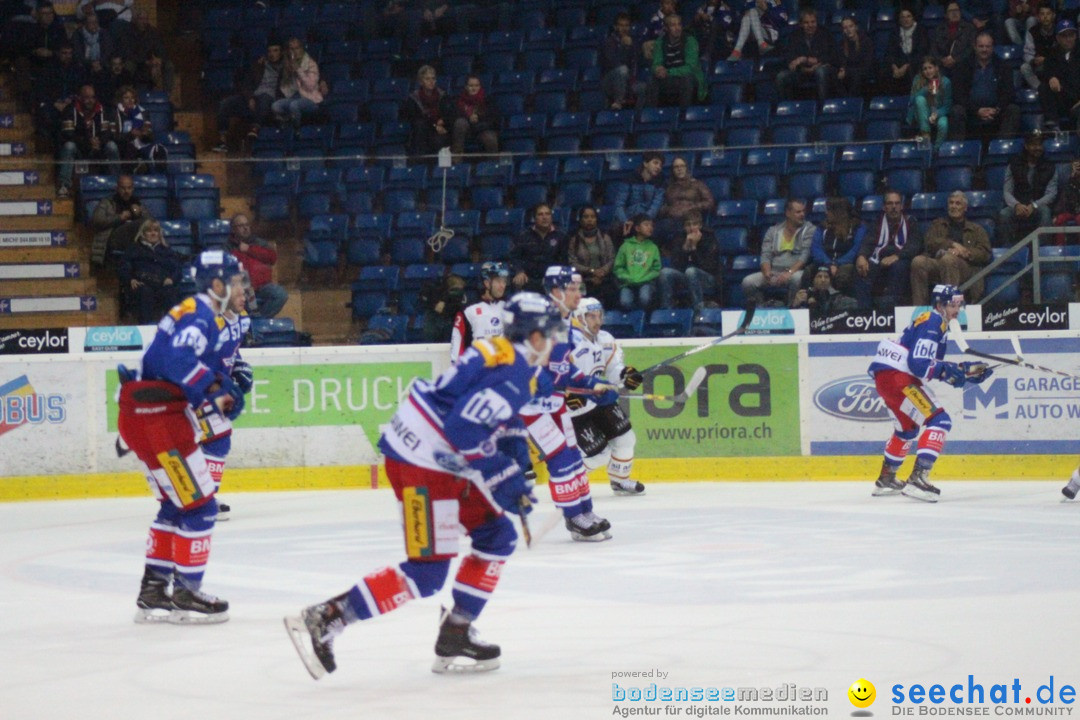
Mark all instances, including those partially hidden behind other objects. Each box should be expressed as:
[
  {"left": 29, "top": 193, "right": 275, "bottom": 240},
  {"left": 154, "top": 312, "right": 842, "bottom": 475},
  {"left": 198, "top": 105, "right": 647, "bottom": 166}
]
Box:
[
  {"left": 909, "top": 192, "right": 949, "bottom": 222},
  {"left": 715, "top": 200, "right": 757, "bottom": 228},
  {"left": 561, "top": 156, "right": 604, "bottom": 184},
  {"left": 390, "top": 237, "right": 427, "bottom": 265},
  {"left": 936, "top": 140, "right": 982, "bottom": 168},
  {"left": 742, "top": 148, "right": 788, "bottom": 175},
  {"left": 787, "top": 172, "right": 826, "bottom": 199},
  {"left": 367, "top": 312, "right": 408, "bottom": 344},
  {"left": 738, "top": 174, "right": 779, "bottom": 201},
  {"left": 345, "top": 238, "right": 382, "bottom": 267},
  {"left": 772, "top": 100, "right": 816, "bottom": 127},
  {"left": 159, "top": 220, "right": 194, "bottom": 256},
  {"left": 964, "top": 191, "right": 1003, "bottom": 219},
  {"left": 637, "top": 106, "right": 679, "bottom": 132},
  {"left": 555, "top": 182, "right": 593, "bottom": 208},
  {"left": 173, "top": 174, "right": 220, "bottom": 221},
  {"left": 472, "top": 186, "right": 506, "bottom": 211},
  {"left": 383, "top": 190, "right": 418, "bottom": 214},
  {"left": 836, "top": 170, "right": 877, "bottom": 198},
  {"left": 196, "top": 219, "right": 230, "bottom": 251},
  {"left": 716, "top": 227, "right": 749, "bottom": 256},
  {"left": 692, "top": 308, "right": 724, "bottom": 336},
  {"left": 681, "top": 105, "right": 723, "bottom": 131},
  {"left": 603, "top": 309, "right": 645, "bottom": 339},
  {"left": 438, "top": 237, "right": 471, "bottom": 264},
  {"left": 934, "top": 167, "right": 973, "bottom": 192},
  {"left": 884, "top": 168, "right": 924, "bottom": 196},
  {"left": 484, "top": 208, "right": 525, "bottom": 234},
  {"left": 837, "top": 144, "right": 884, "bottom": 171},
  {"left": 646, "top": 309, "right": 694, "bottom": 337},
  {"left": 820, "top": 97, "right": 863, "bottom": 123},
  {"left": 886, "top": 142, "right": 933, "bottom": 169},
  {"left": 726, "top": 102, "right": 770, "bottom": 129},
  {"left": 480, "top": 234, "right": 512, "bottom": 260}
]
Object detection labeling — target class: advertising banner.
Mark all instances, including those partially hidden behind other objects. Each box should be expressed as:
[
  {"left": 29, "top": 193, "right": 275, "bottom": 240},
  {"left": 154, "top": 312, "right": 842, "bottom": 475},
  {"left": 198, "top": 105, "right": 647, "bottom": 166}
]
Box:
[
  {"left": 805, "top": 336, "right": 1080, "bottom": 455},
  {"left": 622, "top": 342, "right": 800, "bottom": 458},
  {"left": 981, "top": 303, "right": 1070, "bottom": 332},
  {"left": 0, "top": 328, "right": 69, "bottom": 354}
]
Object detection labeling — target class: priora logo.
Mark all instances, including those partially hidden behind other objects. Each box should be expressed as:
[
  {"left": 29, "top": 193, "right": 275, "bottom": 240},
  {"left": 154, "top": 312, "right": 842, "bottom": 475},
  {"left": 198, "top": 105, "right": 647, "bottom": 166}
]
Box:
[
  {"left": 813, "top": 375, "right": 890, "bottom": 422},
  {"left": 0, "top": 375, "right": 66, "bottom": 437}
]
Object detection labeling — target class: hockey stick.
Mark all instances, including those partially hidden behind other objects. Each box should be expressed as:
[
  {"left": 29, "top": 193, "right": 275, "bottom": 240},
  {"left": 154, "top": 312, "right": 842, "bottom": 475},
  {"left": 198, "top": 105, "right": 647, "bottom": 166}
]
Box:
[
  {"left": 638, "top": 305, "right": 756, "bottom": 377},
  {"left": 950, "top": 323, "right": 1080, "bottom": 380},
  {"left": 566, "top": 367, "right": 708, "bottom": 404}
]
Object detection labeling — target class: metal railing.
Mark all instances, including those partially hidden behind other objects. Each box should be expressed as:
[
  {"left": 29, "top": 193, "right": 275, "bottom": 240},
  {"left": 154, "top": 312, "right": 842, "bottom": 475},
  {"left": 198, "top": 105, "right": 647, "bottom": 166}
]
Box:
[{"left": 962, "top": 225, "right": 1080, "bottom": 305}]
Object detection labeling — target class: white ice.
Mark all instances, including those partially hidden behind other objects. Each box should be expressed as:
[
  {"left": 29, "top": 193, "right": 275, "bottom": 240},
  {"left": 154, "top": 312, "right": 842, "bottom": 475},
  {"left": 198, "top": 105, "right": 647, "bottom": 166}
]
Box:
[{"left": 2, "top": 481, "right": 1079, "bottom": 720}]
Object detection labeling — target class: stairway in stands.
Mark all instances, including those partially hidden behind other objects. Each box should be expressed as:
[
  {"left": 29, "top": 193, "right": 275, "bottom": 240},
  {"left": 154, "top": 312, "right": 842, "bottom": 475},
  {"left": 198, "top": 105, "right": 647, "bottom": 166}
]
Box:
[{"left": 0, "top": 71, "right": 116, "bottom": 331}]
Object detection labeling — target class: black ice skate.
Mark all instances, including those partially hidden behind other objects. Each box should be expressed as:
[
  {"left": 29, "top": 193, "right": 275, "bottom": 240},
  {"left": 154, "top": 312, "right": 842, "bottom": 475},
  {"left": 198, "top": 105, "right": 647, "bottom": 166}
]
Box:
[
  {"left": 871, "top": 462, "right": 906, "bottom": 496},
  {"left": 134, "top": 569, "right": 173, "bottom": 624},
  {"left": 284, "top": 599, "right": 347, "bottom": 680},
  {"left": 610, "top": 478, "right": 646, "bottom": 496},
  {"left": 901, "top": 464, "right": 940, "bottom": 503},
  {"left": 216, "top": 501, "right": 230, "bottom": 521},
  {"left": 565, "top": 511, "right": 612, "bottom": 541},
  {"left": 1062, "top": 472, "right": 1079, "bottom": 500},
  {"left": 432, "top": 607, "right": 501, "bottom": 674},
  {"left": 170, "top": 584, "right": 229, "bottom": 624}
]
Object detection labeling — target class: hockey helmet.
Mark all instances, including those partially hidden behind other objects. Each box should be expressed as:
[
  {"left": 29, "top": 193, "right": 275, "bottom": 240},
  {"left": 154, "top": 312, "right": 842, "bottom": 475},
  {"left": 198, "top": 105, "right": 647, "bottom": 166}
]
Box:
[
  {"left": 192, "top": 250, "right": 245, "bottom": 306},
  {"left": 930, "top": 283, "right": 964, "bottom": 308},
  {"left": 503, "top": 292, "right": 565, "bottom": 342},
  {"left": 481, "top": 261, "right": 510, "bottom": 279},
  {"left": 543, "top": 265, "right": 582, "bottom": 293},
  {"left": 573, "top": 296, "right": 604, "bottom": 322}
]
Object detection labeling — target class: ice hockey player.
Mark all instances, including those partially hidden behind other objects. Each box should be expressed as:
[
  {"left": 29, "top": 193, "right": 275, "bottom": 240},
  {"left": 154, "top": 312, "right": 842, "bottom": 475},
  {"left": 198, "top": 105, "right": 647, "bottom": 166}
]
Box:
[
  {"left": 568, "top": 296, "right": 646, "bottom": 496},
  {"left": 195, "top": 268, "right": 253, "bottom": 522},
  {"left": 118, "top": 251, "right": 247, "bottom": 624},
  {"left": 867, "top": 284, "right": 993, "bottom": 502},
  {"left": 449, "top": 260, "right": 509, "bottom": 361},
  {"left": 521, "top": 265, "right": 617, "bottom": 540},
  {"left": 284, "top": 292, "right": 562, "bottom": 679}
]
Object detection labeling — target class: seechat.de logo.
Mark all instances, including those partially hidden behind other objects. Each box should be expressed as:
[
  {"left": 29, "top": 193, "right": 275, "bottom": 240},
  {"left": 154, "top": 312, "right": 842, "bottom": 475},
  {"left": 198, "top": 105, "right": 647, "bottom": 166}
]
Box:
[{"left": 813, "top": 376, "right": 890, "bottom": 422}]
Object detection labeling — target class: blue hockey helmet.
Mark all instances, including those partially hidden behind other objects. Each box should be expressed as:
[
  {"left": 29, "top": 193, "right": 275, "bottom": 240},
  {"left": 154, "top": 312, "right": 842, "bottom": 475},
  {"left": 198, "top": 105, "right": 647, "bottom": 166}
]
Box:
[
  {"left": 930, "top": 283, "right": 964, "bottom": 308},
  {"left": 503, "top": 292, "right": 565, "bottom": 342},
  {"left": 481, "top": 261, "right": 510, "bottom": 279},
  {"left": 192, "top": 250, "right": 245, "bottom": 305},
  {"left": 543, "top": 265, "right": 582, "bottom": 292}
]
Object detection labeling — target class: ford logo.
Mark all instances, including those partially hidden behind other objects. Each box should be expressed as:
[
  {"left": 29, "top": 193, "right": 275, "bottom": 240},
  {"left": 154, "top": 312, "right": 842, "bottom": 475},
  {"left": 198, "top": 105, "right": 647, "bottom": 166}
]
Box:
[{"left": 813, "top": 375, "right": 890, "bottom": 422}]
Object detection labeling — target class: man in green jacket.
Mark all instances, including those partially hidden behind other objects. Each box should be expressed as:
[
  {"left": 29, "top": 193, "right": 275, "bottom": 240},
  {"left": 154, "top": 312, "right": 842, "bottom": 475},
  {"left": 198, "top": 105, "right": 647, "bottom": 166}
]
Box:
[
  {"left": 640, "top": 14, "right": 706, "bottom": 108},
  {"left": 614, "top": 214, "right": 662, "bottom": 310}
]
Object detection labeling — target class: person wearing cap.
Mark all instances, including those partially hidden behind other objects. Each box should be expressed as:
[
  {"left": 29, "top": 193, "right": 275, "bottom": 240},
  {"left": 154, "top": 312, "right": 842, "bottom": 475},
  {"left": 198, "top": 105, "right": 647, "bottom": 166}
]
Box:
[
  {"left": 613, "top": 214, "right": 662, "bottom": 311},
  {"left": 948, "top": 31, "right": 1020, "bottom": 140},
  {"left": 791, "top": 265, "right": 857, "bottom": 319},
  {"left": 998, "top": 130, "right": 1057, "bottom": 246},
  {"left": 1038, "top": 19, "right": 1080, "bottom": 131}
]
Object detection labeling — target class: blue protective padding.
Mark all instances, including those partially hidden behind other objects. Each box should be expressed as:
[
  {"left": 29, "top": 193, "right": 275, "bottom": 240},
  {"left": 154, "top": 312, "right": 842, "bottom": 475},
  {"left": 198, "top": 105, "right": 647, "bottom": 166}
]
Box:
[
  {"left": 179, "top": 498, "right": 219, "bottom": 533},
  {"left": 400, "top": 559, "right": 451, "bottom": 598},
  {"left": 468, "top": 514, "right": 517, "bottom": 558}
]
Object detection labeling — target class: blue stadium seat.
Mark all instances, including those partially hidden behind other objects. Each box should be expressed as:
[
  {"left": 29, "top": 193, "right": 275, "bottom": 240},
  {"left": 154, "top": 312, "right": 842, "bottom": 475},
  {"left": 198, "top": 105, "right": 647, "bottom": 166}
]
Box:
[
  {"left": 532, "top": 91, "right": 567, "bottom": 114},
  {"left": 884, "top": 168, "right": 924, "bottom": 196},
  {"left": 634, "top": 131, "right": 671, "bottom": 150},
  {"left": 345, "top": 238, "right": 382, "bottom": 266},
  {"left": 159, "top": 220, "right": 194, "bottom": 256},
  {"left": 480, "top": 234, "right": 512, "bottom": 260},
  {"left": 310, "top": 214, "right": 349, "bottom": 243},
  {"left": 770, "top": 125, "right": 809, "bottom": 145},
  {"left": 715, "top": 200, "right": 757, "bottom": 228},
  {"left": 1044, "top": 135, "right": 1078, "bottom": 163},
  {"left": 587, "top": 132, "right": 626, "bottom": 151},
  {"left": 886, "top": 142, "right": 933, "bottom": 169},
  {"left": 548, "top": 111, "right": 590, "bottom": 138},
  {"left": 555, "top": 182, "right": 593, "bottom": 208},
  {"left": 936, "top": 140, "right": 982, "bottom": 168},
  {"left": 132, "top": 175, "right": 169, "bottom": 219},
  {"left": 342, "top": 164, "right": 385, "bottom": 194},
  {"left": 474, "top": 161, "right": 514, "bottom": 186},
  {"left": 861, "top": 195, "right": 884, "bottom": 215},
  {"left": 788, "top": 172, "right": 826, "bottom": 199},
  {"left": 450, "top": 262, "right": 483, "bottom": 281},
  {"left": 594, "top": 109, "right": 635, "bottom": 134},
  {"left": 342, "top": 190, "right": 375, "bottom": 215},
  {"left": 692, "top": 308, "right": 724, "bottom": 335},
  {"left": 821, "top": 97, "right": 863, "bottom": 123},
  {"left": 726, "top": 102, "right": 770, "bottom": 129},
  {"left": 196, "top": 219, "right": 230, "bottom": 251},
  {"left": 438, "top": 237, "right": 471, "bottom": 264},
  {"left": 818, "top": 122, "right": 855, "bottom": 143},
  {"left": 383, "top": 190, "right": 418, "bottom": 214},
  {"left": 934, "top": 167, "right": 973, "bottom": 192},
  {"left": 646, "top": 309, "right": 694, "bottom": 337},
  {"left": 716, "top": 227, "right": 749, "bottom": 256},
  {"left": 522, "top": 49, "right": 556, "bottom": 71},
  {"left": 837, "top": 144, "right": 885, "bottom": 171},
  {"left": 909, "top": 192, "right": 949, "bottom": 222},
  {"left": 738, "top": 174, "right": 779, "bottom": 201},
  {"left": 964, "top": 191, "right": 1003, "bottom": 219},
  {"left": 865, "top": 95, "right": 908, "bottom": 122},
  {"left": 515, "top": 182, "right": 551, "bottom": 208},
  {"left": 517, "top": 157, "right": 560, "bottom": 184},
  {"left": 537, "top": 68, "right": 577, "bottom": 93},
  {"left": 173, "top": 174, "right": 220, "bottom": 221},
  {"left": 367, "top": 312, "right": 408, "bottom": 344},
  {"left": 385, "top": 166, "right": 428, "bottom": 191},
  {"left": 742, "top": 148, "right": 788, "bottom": 175},
  {"left": 249, "top": 317, "right": 302, "bottom": 347},
  {"left": 792, "top": 147, "right": 836, "bottom": 172},
  {"left": 390, "top": 237, "right": 427, "bottom": 265},
  {"left": 484, "top": 208, "right": 525, "bottom": 234},
  {"left": 446, "top": 32, "right": 483, "bottom": 56},
  {"left": 564, "top": 47, "right": 597, "bottom": 70},
  {"left": 561, "top": 156, "right": 604, "bottom": 184},
  {"left": 637, "top": 106, "right": 679, "bottom": 132},
  {"left": 255, "top": 189, "right": 290, "bottom": 222},
  {"left": 494, "top": 71, "right": 536, "bottom": 95},
  {"left": 78, "top": 175, "right": 113, "bottom": 220},
  {"left": 350, "top": 290, "right": 390, "bottom": 319},
  {"left": 709, "top": 82, "right": 744, "bottom": 106},
  {"left": 681, "top": 105, "right": 723, "bottom": 132},
  {"left": 545, "top": 132, "right": 581, "bottom": 152},
  {"left": 352, "top": 212, "right": 393, "bottom": 240},
  {"left": 701, "top": 176, "right": 731, "bottom": 201},
  {"left": 443, "top": 209, "right": 481, "bottom": 237},
  {"left": 984, "top": 272, "right": 1021, "bottom": 306},
  {"left": 603, "top": 309, "right": 645, "bottom": 339},
  {"left": 472, "top": 186, "right": 506, "bottom": 211},
  {"left": 772, "top": 100, "right": 816, "bottom": 127},
  {"left": 304, "top": 235, "right": 339, "bottom": 269},
  {"left": 864, "top": 120, "right": 901, "bottom": 141},
  {"left": 696, "top": 151, "right": 740, "bottom": 177},
  {"left": 836, "top": 170, "right": 877, "bottom": 198}
]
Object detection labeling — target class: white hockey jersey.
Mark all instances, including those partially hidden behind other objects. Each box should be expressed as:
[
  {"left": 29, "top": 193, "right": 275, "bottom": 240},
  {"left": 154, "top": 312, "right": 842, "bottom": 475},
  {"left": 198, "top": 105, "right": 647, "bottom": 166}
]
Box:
[
  {"left": 567, "top": 323, "right": 625, "bottom": 417},
  {"left": 450, "top": 300, "right": 506, "bottom": 361}
]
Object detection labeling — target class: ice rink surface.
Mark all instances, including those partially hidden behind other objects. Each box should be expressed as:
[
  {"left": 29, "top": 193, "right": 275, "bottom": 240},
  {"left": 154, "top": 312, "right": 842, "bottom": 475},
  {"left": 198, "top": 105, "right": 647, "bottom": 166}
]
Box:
[{"left": 3, "top": 481, "right": 1079, "bottom": 720}]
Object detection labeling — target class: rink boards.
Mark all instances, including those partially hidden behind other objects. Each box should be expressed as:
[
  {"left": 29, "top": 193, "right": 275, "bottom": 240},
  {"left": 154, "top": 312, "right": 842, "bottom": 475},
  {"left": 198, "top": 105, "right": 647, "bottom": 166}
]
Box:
[{"left": 2, "top": 325, "right": 1080, "bottom": 500}]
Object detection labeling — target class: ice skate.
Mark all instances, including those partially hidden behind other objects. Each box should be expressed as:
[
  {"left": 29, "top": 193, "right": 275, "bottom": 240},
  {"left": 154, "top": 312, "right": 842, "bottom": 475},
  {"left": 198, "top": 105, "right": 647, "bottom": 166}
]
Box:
[
  {"left": 133, "top": 570, "right": 173, "bottom": 624},
  {"left": 284, "top": 599, "right": 346, "bottom": 680},
  {"left": 901, "top": 464, "right": 940, "bottom": 503},
  {"left": 216, "top": 502, "right": 230, "bottom": 522},
  {"left": 565, "top": 511, "right": 612, "bottom": 541},
  {"left": 170, "top": 584, "right": 229, "bottom": 624},
  {"left": 432, "top": 607, "right": 500, "bottom": 674},
  {"left": 1061, "top": 471, "right": 1079, "bottom": 500},
  {"left": 871, "top": 462, "right": 905, "bottom": 496},
  {"left": 610, "top": 478, "right": 645, "bottom": 496}
]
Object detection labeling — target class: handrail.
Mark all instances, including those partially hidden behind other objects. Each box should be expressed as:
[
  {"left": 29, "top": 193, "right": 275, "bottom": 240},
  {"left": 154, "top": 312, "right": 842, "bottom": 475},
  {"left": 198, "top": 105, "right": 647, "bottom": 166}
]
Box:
[{"left": 961, "top": 225, "right": 1080, "bottom": 304}]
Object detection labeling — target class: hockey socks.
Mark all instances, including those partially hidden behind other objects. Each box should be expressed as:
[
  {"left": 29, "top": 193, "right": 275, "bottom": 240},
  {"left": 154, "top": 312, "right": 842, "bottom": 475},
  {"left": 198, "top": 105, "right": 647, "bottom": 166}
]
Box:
[
  {"left": 915, "top": 421, "right": 950, "bottom": 468},
  {"left": 883, "top": 431, "right": 915, "bottom": 467},
  {"left": 451, "top": 555, "right": 505, "bottom": 620}
]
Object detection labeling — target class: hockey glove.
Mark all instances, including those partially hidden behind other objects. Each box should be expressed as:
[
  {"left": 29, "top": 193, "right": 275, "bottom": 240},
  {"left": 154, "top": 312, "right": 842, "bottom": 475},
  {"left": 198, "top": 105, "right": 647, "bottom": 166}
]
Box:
[
  {"left": 959, "top": 361, "right": 993, "bottom": 384},
  {"left": 209, "top": 374, "right": 246, "bottom": 420},
  {"left": 472, "top": 454, "right": 536, "bottom": 516},
  {"left": 231, "top": 359, "right": 254, "bottom": 394},
  {"left": 565, "top": 394, "right": 586, "bottom": 411},
  {"left": 533, "top": 368, "right": 555, "bottom": 399},
  {"left": 497, "top": 422, "right": 532, "bottom": 475},
  {"left": 932, "top": 361, "right": 966, "bottom": 388},
  {"left": 117, "top": 364, "right": 139, "bottom": 384},
  {"left": 620, "top": 366, "right": 644, "bottom": 391}
]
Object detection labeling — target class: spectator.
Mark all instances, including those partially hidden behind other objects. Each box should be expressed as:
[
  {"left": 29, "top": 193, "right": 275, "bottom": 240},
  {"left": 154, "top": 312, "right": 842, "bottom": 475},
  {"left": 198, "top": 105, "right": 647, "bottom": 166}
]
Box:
[
  {"left": 792, "top": 266, "right": 858, "bottom": 317},
  {"left": 1052, "top": 157, "right": 1080, "bottom": 244},
  {"left": 418, "top": 1, "right": 454, "bottom": 39},
  {"left": 692, "top": 0, "right": 736, "bottom": 63},
  {"left": 998, "top": 130, "right": 1057, "bottom": 247},
  {"left": 658, "top": 210, "right": 721, "bottom": 310},
  {"left": 879, "top": 7, "right": 930, "bottom": 96},
  {"left": 127, "top": 10, "right": 173, "bottom": 93},
  {"left": 833, "top": 15, "right": 875, "bottom": 97},
  {"left": 640, "top": 13, "right": 706, "bottom": 108},
  {"left": 614, "top": 214, "right": 662, "bottom": 311},
  {"left": 72, "top": 12, "right": 117, "bottom": 77},
  {"left": 420, "top": 272, "right": 467, "bottom": 342},
  {"left": 567, "top": 206, "right": 618, "bottom": 308},
  {"left": 907, "top": 56, "right": 952, "bottom": 148},
  {"left": 57, "top": 84, "right": 119, "bottom": 198},
  {"left": 727, "top": 0, "right": 787, "bottom": 61},
  {"left": 76, "top": 0, "right": 133, "bottom": 28},
  {"left": 510, "top": 204, "right": 566, "bottom": 292},
  {"left": 1038, "top": 20, "right": 1080, "bottom": 131},
  {"left": 855, "top": 190, "right": 923, "bottom": 309},
  {"left": 227, "top": 213, "right": 288, "bottom": 319},
  {"left": 32, "top": 43, "right": 85, "bottom": 143},
  {"left": 966, "top": 0, "right": 1000, "bottom": 40},
  {"left": 776, "top": 9, "right": 834, "bottom": 102},
  {"left": 949, "top": 32, "right": 1020, "bottom": 141},
  {"left": 118, "top": 218, "right": 182, "bottom": 324},
  {"left": 656, "top": 155, "right": 715, "bottom": 244},
  {"left": 1021, "top": 5, "right": 1057, "bottom": 90},
  {"left": 600, "top": 12, "right": 641, "bottom": 110},
  {"left": 807, "top": 197, "right": 864, "bottom": 296},
  {"left": 741, "top": 198, "right": 815, "bottom": 306},
  {"left": 402, "top": 65, "right": 452, "bottom": 156},
  {"left": 612, "top": 151, "right": 665, "bottom": 242},
  {"left": 272, "top": 37, "right": 325, "bottom": 129},
  {"left": 95, "top": 54, "right": 135, "bottom": 108},
  {"left": 115, "top": 85, "right": 154, "bottom": 170},
  {"left": 449, "top": 75, "right": 499, "bottom": 158},
  {"left": 22, "top": 1, "right": 67, "bottom": 85},
  {"left": 213, "top": 39, "right": 284, "bottom": 152},
  {"left": 1006, "top": 0, "right": 1042, "bottom": 46},
  {"left": 90, "top": 173, "right": 145, "bottom": 267},
  {"left": 642, "top": 0, "right": 678, "bottom": 60},
  {"left": 930, "top": 2, "right": 975, "bottom": 77},
  {"left": 910, "top": 191, "right": 991, "bottom": 304}
]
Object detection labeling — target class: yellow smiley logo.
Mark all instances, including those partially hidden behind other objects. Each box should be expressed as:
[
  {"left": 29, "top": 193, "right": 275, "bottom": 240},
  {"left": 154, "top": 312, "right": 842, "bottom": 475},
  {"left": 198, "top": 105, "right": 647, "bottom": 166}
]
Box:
[{"left": 848, "top": 679, "right": 876, "bottom": 708}]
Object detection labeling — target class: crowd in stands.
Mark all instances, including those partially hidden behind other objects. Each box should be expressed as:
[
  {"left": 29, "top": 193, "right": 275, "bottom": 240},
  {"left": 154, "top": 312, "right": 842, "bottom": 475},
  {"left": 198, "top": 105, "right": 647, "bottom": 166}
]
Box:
[{"left": 6, "top": 0, "right": 1080, "bottom": 340}]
